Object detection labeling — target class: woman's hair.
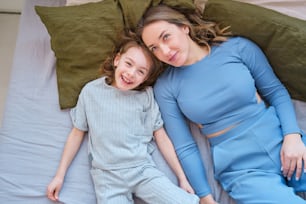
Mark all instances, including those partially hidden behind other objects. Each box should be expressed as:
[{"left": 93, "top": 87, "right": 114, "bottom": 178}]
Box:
[
  {"left": 100, "top": 30, "right": 164, "bottom": 91},
  {"left": 136, "top": 4, "right": 231, "bottom": 52}
]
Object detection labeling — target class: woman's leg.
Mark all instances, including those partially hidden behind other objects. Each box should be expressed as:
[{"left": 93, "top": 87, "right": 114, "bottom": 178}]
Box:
[
  {"left": 210, "top": 107, "right": 306, "bottom": 204},
  {"left": 229, "top": 172, "right": 305, "bottom": 204}
]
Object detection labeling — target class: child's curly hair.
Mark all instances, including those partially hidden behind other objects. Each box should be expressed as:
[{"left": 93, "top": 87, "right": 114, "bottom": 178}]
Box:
[{"left": 100, "top": 29, "right": 164, "bottom": 91}]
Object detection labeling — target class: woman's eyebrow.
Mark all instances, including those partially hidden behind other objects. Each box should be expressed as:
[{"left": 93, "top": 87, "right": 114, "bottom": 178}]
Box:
[
  {"left": 147, "top": 30, "right": 166, "bottom": 48},
  {"left": 158, "top": 30, "right": 166, "bottom": 40}
]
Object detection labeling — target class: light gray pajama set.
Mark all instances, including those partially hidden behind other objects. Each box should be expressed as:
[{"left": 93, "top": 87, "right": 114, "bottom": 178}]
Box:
[{"left": 70, "top": 77, "right": 199, "bottom": 204}]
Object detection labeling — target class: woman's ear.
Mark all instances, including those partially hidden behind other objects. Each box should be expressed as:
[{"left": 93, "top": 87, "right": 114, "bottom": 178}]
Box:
[{"left": 183, "top": 25, "right": 190, "bottom": 34}]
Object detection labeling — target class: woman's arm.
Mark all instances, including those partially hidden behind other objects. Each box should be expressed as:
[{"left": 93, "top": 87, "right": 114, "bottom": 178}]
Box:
[
  {"left": 238, "top": 37, "right": 301, "bottom": 136},
  {"left": 238, "top": 37, "right": 306, "bottom": 180},
  {"left": 46, "top": 127, "right": 85, "bottom": 201},
  {"left": 153, "top": 75, "right": 212, "bottom": 198}
]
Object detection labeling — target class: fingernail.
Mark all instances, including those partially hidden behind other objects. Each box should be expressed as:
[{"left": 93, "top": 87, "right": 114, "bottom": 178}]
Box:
[
  {"left": 296, "top": 177, "right": 299, "bottom": 181},
  {"left": 281, "top": 166, "right": 283, "bottom": 171},
  {"left": 304, "top": 169, "right": 306, "bottom": 173},
  {"left": 287, "top": 177, "right": 291, "bottom": 181}
]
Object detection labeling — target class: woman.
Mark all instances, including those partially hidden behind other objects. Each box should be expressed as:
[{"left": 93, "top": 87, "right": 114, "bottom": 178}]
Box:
[{"left": 136, "top": 4, "right": 306, "bottom": 204}]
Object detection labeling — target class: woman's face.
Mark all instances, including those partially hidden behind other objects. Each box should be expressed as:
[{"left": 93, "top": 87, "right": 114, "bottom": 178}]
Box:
[
  {"left": 112, "top": 47, "right": 151, "bottom": 91},
  {"left": 142, "top": 20, "right": 191, "bottom": 67}
]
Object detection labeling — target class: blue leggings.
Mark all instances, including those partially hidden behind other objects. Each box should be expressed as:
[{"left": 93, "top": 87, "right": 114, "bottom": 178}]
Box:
[{"left": 209, "top": 107, "right": 306, "bottom": 204}]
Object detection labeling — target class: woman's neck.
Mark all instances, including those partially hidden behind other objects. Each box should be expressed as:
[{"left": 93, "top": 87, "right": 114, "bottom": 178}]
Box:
[{"left": 186, "top": 40, "right": 209, "bottom": 65}]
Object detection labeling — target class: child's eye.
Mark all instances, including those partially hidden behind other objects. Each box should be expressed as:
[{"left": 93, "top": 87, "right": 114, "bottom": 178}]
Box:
[
  {"left": 138, "top": 69, "right": 148, "bottom": 76},
  {"left": 138, "top": 69, "right": 146, "bottom": 75},
  {"left": 125, "top": 61, "right": 132, "bottom": 67}
]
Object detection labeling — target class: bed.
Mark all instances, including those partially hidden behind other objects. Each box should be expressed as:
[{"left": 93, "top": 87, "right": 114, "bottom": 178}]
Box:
[{"left": 0, "top": 0, "right": 305, "bottom": 203}]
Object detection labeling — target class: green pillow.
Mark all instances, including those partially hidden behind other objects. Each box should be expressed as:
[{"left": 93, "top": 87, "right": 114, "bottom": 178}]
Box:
[
  {"left": 35, "top": 0, "right": 194, "bottom": 109},
  {"left": 203, "top": 0, "right": 306, "bottom": 102},
  {"left": 118, "top": 0, "right": 196, "bottom": 30},
  {"left": 35, "top": 0, "right": 124, "bottom": 109}
]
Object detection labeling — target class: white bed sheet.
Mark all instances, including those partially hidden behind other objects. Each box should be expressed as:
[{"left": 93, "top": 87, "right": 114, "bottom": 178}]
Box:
[
  {"left": 0, "top": 0, "right": 96, "bottom": 203},
  {"left": 0, "top": 0, "right": 305, "bottom": 204}
]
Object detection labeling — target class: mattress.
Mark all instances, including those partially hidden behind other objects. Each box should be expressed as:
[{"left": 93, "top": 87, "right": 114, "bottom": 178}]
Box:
[{"left": 0, "top": 0, "right": 305, "bottom": 203}]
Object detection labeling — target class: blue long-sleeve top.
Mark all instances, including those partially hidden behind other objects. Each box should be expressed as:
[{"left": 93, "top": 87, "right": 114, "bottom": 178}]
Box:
[{"left": 153, "top": 37, "right": 302, "bottom": 197}]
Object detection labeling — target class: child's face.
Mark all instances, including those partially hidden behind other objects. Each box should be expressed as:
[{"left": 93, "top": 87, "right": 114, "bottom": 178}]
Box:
[{"left": 112, "top": 47, "right": 151, "bottom": 91}]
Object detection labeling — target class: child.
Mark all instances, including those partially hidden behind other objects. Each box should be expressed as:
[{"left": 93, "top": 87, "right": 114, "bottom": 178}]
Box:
[{"left": 46, "top": 31, "right": 199, "bottom": 204}]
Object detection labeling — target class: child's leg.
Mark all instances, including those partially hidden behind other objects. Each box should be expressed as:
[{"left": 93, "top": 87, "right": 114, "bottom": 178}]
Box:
[
  {"left": 90, "top": 168, "right": 133, "bottom": 204},
  {"left": 134, "top": 164, "right": 199, "bottom": 204}
]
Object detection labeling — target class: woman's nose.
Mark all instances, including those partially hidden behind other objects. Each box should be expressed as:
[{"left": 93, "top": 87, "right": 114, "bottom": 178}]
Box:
[{"left": 160, "top": 44, "right": 170, "bottom": 56}]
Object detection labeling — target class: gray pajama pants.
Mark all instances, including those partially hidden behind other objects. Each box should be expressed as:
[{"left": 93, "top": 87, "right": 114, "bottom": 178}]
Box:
[
  {"left": 209, "top": 106, "right": 306, "bottom": 204},
  {"left": 90, "top": 159, "right": 199, "bottom": 204}
]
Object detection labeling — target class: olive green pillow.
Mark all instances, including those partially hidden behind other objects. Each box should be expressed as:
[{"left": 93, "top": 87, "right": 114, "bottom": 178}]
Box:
[
  {"left": 35, "top": 0, "right": 124, "bottom": 109},
  {"left": 35, "top": 0, "right": 195, "bottom": 109},
  {"left": 203, "top": 0, "right": 306, "bottom": 102}
]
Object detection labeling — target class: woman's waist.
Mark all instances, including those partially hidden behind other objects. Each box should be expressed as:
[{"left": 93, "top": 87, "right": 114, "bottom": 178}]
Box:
[
  {"left": 199, "top": 103, "right": 267, "bottom": 138},
  {"left": 207, "top": 106, "right": 278, "bottom": 146}
]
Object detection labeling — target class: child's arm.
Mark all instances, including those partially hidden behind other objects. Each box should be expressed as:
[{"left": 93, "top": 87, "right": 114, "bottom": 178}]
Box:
[
  {"left": 154, "top": 127, "right": 195, "bottom": 194},
  {"left": 46, "top": 127, "right": 85, "bottom": 201}
]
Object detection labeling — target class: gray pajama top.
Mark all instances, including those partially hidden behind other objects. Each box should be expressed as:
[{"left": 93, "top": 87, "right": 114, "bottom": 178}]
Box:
[{"left": 70, "top": 77, "right": 163, "bottom": 170}]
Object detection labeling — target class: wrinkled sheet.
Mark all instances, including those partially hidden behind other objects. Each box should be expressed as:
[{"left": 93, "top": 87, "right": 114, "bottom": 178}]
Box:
[{"left": 0, "top": 0, "right": 305, "bottom": 203}]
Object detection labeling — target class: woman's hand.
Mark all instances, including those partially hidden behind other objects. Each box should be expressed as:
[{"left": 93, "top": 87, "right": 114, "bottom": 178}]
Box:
[
  {"left": 199, "top": 194, "right": 219, "bottom": 204},
  {"left": 46, "top": 176, "right": 63, "bottom": 201},
  {"left": 281, "top": 133, "right": 306, "bottom": 181}
]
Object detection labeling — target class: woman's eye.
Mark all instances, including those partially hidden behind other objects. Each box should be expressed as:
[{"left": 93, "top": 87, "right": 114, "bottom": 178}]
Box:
[
  {"left": 150, "top": 47, "right": 157, "bottom": 53},
  {"left": 163, "top": 34, "right": 170, "bottom": 41}
]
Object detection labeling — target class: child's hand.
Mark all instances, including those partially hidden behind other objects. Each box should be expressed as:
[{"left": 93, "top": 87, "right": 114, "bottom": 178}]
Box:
[
  {"left": 179, "top": 179, "right": 195, "bottom": 194},
  {"left": 46, "top": 176, "right": 63, "bottom": 201}
]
